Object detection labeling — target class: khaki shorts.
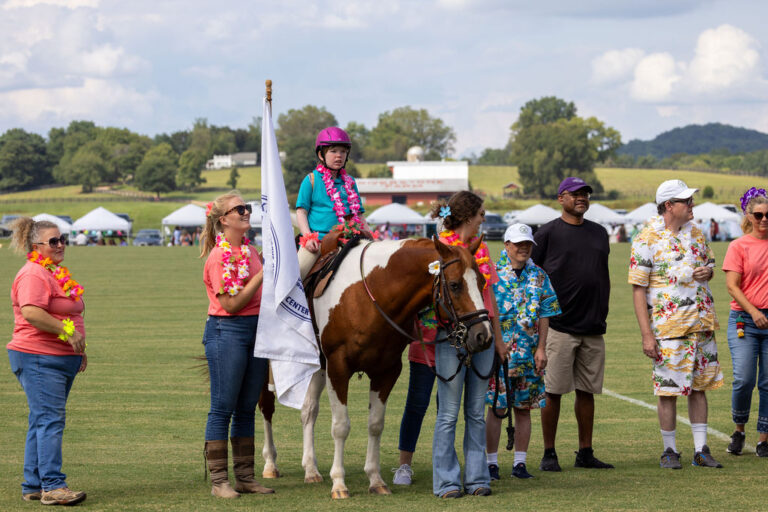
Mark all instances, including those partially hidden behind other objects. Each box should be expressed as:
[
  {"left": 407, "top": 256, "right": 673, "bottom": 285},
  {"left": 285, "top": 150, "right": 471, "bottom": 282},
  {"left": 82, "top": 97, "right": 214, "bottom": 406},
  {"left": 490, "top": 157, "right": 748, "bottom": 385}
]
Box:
[{"left": 544, "top": 328, "right": 605, "bottom": 395}]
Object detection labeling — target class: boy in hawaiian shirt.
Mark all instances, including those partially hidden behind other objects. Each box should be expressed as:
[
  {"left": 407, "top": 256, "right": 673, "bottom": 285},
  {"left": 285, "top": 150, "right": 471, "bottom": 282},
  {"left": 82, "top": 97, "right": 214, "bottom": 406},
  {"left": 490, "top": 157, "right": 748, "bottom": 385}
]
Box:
[
  {"left": 485, "top": 224, "right": 560, "bottom": 480},
  {"left": 629, "top": 180, "right": 724, "bottom": 470}
]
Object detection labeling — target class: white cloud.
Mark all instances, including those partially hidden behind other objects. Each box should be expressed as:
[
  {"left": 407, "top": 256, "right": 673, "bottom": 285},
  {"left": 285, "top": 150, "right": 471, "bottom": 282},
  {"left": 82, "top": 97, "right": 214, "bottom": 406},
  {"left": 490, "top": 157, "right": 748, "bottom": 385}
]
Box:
[
  {"left": 630, "top": 53, "right": 681, "bottom": 102},
  {"left": 591, "top": 48, "right": 644, "bottom": 84},
  {"left": 688, "top": 24, "right": 761, "bottom": 93},
  {"left": 2, "top": 0, "right": 98, "bottom": 9},
  {"left": 0, "top": 78, "right": 152, "bottom": 124}
]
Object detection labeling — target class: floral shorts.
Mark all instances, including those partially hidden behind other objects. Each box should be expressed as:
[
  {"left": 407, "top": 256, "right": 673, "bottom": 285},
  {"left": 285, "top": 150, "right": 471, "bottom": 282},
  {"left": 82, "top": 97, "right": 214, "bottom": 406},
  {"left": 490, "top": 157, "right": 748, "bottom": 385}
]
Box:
[
  {"left": 485, "top": 360, "right": 546, "bottom": 410},
  {"left": 652, "top": 330, "right": 724, "bottom": 396}
]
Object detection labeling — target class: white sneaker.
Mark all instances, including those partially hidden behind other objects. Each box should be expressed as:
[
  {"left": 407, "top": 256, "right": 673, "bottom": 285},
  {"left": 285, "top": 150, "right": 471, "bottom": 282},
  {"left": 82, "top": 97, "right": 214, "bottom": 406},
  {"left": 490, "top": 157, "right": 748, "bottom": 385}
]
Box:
[{"left": 392, "top": 464, "right": 413, "bottom": 485}]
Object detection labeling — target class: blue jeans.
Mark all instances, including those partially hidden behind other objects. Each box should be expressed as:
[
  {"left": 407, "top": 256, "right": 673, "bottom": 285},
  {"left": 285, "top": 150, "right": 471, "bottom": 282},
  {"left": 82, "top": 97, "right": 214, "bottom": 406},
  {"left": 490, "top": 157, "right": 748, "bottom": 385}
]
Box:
[
  {"left": 432, "top": 336, "right": 494, "bottom": 496},
  {"left": 727, "top": 310, "right": 768, "bottom": 432},
  {"left": 8, "top": 349, "right": 82, "bottom": 494},
  {"left": 203, "top": 315, "right": 268, "bottom": 440},
  {"left": 398, "top": 361, "right": 436, "bottom": 452}
]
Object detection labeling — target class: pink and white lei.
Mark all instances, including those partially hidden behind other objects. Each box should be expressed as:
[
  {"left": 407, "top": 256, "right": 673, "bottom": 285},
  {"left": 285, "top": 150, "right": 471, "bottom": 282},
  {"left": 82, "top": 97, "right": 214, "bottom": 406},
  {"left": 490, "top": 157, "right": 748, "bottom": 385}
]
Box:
[
  {"left": 317, "top": 163, "right": 362, "bottom": 225},
  {"left": 216, "top": 232, "right": 250, "bottom": 296}
]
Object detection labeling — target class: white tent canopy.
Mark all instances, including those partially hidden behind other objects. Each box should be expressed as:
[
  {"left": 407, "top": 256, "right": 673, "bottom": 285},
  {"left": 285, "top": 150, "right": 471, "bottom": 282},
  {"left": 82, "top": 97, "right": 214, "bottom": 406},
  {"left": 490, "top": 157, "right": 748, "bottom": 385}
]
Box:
[
  {"left": 693, "top": 202, "right": 742, "bottom": 222},
  {"left": 366, "top": 203, "right": 428, "bottom": 224},
  {"left": 72, "top": 207, "right": 131, "bottom": 232},
  {"left": 512, "top": 204, "right": 560, "bottom": 226},
  {"left": 624, "top": 203, "right": 658, "bottom": 223},
  {"left": 33, "top": 213, "right": 72, "bottom": 234},
  {"left": 162, "top": 204, "right": 206, "bottom": 227},
  {"left": 584, "top": 203, "right": 626, "bottom": 224}
]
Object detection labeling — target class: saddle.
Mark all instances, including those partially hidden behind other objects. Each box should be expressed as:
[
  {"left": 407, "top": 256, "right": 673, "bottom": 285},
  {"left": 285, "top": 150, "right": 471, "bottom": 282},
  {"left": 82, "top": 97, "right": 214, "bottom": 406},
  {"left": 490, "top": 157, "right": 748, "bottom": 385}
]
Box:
[{"left": 303, "top": 229, "right": 373, "bottom": 299}]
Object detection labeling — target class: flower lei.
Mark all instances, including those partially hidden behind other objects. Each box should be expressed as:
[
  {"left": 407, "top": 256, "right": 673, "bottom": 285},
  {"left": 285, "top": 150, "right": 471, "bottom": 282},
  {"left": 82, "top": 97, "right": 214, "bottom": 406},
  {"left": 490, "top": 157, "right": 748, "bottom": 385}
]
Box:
[
  {"left": 439, "top": 229, "right": 491, "bottom": 288},
  {"left": 317, "top": 163, "right": 362, "bottom": 225},
  {"left": 216, "top": 232, "right": 251, "bottom": 296},
  {"left": 27, "top": 251, "right": 84, "bottom": 301},
  {"left": 740, "top": 187, "right": 767, "bottom": 213}
]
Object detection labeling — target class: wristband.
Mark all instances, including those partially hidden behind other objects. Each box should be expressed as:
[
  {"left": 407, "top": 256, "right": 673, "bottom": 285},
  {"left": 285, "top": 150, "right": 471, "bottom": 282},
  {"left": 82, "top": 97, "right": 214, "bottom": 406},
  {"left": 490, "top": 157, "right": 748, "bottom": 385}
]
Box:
[
  {"left": 58, "top": 318, "right": 75, "bottom": 342},
  {"left": 299, "top": 232, "right": 319, "bottom": 248}
]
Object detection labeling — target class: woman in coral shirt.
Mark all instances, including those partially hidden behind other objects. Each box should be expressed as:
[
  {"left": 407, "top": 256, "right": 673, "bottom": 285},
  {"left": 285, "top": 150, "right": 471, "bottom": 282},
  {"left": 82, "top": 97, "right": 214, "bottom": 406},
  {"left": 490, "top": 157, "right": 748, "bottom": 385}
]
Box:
[
  {"left": 7, "top": 217, "right": 87, "bottom": 506},
  {"left": 200, "top": 191, "right": 273, "bottom": 499}
]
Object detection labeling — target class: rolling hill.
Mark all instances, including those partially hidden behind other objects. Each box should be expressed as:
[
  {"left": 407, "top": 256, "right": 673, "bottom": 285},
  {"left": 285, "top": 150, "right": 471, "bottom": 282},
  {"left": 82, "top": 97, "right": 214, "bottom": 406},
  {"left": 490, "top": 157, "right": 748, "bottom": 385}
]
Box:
[{"left": 618, "top": 123, "right": 768, "bottom": 159}]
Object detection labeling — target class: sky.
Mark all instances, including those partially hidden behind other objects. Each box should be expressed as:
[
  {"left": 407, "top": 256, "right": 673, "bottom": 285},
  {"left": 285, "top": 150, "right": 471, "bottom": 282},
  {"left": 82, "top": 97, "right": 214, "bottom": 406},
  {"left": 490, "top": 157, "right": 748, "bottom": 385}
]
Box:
[{"left": 0, "top": 0, "right": 766, "bottom": 157}]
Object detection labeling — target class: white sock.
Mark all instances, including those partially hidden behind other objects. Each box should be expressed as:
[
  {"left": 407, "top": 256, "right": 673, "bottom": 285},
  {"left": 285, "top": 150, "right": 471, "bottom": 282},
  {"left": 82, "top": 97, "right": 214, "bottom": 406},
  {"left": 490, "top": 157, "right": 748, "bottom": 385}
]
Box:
[
  {"left": 661, "top": 429, "right": 677, "bottom": 452},
  {"left": 514, "top": 451, "right": 527, "bottom": 466},
  {"left": 487, "top": 452, "right": 498, "bottom": 465},
  {"left": 691, "top": 423, "right": 708, "bottom": 452}
]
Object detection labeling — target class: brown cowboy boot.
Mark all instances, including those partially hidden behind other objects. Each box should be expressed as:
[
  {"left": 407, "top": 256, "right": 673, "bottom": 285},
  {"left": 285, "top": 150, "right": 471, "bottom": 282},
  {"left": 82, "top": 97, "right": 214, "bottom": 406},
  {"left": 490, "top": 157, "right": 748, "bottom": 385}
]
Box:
[
  {"left": 231, "top": 436, "right": 275, "bottom": 494},
  {"left": 205, "top": 440, "right": 240, "bottom": 498}
]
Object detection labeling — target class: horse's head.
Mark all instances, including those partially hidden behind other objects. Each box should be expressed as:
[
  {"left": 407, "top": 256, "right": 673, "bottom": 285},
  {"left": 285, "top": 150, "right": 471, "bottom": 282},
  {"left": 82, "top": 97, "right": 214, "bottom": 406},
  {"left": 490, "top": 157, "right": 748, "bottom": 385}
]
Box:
[{"left": 432, "top": 235, "right": 493, "bottom": 354}]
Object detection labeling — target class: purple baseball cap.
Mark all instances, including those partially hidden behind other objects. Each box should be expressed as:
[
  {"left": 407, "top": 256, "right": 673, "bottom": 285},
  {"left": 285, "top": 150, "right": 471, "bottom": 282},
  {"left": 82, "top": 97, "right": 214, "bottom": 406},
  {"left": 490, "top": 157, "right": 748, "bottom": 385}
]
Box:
[{"left": 558, "top": 176, "right": 593, "bottom": 195}]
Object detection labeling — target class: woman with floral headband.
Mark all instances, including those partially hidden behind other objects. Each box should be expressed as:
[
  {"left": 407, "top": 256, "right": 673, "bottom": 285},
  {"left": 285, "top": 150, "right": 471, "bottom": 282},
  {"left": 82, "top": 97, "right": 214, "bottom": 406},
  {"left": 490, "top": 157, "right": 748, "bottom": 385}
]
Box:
[
  {"left": 200, "top": 191, "right": 274, "bottom": 498},
  {"left": 7, "top": 217, "right": 87, "bottom": 505},
  {"left": 723, "top": 187, "right": 768, "bottom": 457},
  {"left": 430, "top": 191, "right": 505, "bottom": 499}
]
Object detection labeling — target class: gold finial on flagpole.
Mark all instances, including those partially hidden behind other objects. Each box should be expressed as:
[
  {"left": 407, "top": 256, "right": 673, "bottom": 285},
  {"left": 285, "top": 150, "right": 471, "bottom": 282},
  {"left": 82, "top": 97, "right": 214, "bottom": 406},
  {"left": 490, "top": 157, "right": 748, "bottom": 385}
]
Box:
[{"left": 265, "top": 79, "right": 272, "bottom": 104}]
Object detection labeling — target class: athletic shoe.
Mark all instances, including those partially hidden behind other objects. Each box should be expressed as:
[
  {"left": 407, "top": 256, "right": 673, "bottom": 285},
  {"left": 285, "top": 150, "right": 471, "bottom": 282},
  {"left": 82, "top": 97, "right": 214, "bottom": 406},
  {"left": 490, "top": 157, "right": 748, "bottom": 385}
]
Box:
[
  {"left": 22, "top": 491, "right": 41, "bottom": 501},
  {"left": 471, "top": 487, "right": 492, "bottom": 496},
  {"left": 756, "top": 442, "right": 768, "bottom": 457},
  {"left": 40, "top": 487, "right": 86, "bottom": 506},
  {"left": 727, "top": 431, "right": 745, "bottom": 455},
  {"left": 574, "top": 447, "right": 615, "bottom": 469},
  {"left": 439, "top": 489, "right": 463, "bottom": 499},
  {"left": 392, "top": 464, "right": 413, "bottom": 485},
  {"left": 511, "top": 463, "right": 534, "bottom": 479},
  {"left": 488, "top": 464, "right": 500, "bottom": 481},
  {"left": 539, "top": 448, "right": 561, "bottom": 472},
  {"left": 659, "top": 448, "right": 682, "bottom": 469},
  {"left": 692, "top": 445, "right": 723, "bottom": 468}
]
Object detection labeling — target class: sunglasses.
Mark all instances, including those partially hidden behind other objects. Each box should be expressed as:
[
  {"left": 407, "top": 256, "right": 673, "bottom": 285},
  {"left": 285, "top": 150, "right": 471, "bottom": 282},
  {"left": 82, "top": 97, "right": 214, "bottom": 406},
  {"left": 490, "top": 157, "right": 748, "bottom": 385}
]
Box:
[
  {"left": 670, "top": 197, "right": 693, "bottom": 206},
  {"left": 34, "top": 234, "right": 68, "bottom": 247},
  {"left": 224, "top": 204, "right": 252, "bottom": 216},
  {"left": 752, "top": 211, "right": 768, "bottom": 221}
]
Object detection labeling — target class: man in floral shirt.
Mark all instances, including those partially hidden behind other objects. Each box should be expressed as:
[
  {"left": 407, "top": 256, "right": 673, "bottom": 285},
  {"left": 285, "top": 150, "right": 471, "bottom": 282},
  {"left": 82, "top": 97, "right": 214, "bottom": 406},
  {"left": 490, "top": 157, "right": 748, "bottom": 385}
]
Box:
[{"left": 629, "top": 179, "right": 724, "bottom": 470}]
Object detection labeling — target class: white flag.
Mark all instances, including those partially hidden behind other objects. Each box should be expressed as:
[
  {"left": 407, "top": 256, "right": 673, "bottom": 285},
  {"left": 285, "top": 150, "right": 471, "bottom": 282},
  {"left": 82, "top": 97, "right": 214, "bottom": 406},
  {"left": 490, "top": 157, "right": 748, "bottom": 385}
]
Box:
[{"left": 254, "top": 96, "right": 320, "bottom": 409}]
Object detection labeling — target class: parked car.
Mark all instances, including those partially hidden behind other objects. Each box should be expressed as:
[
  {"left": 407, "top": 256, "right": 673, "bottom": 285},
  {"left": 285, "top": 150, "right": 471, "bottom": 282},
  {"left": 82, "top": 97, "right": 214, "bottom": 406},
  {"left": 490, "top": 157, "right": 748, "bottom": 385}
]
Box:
[
  {"left": 1, "top": 214, "right": 20, "bottom": 225},
  {"left": 480, "top": 213, "right": 507, "bottom": 241},
  {"left": 132, "top": 229, "right": 162, "bottom": 246},
  {"left": 56, "top": 214, "right": 74, "bottom": 224}
]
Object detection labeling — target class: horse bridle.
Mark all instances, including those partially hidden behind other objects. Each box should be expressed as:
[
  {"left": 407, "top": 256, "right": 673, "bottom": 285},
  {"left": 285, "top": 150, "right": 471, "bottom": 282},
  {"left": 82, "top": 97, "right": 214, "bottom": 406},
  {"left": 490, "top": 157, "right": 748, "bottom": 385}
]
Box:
[{"left": 359, "top": 241, "right": 493, "bottom": 380}]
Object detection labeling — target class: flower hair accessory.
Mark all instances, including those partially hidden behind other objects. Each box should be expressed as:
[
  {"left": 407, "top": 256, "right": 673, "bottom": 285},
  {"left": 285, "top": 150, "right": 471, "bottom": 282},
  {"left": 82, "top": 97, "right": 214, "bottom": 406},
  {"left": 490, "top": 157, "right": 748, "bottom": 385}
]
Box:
[
  {"left": 428, "top": 260, "right": 441, "bottom": 275},
  {"left": 439, "top": 205, "right": 451, "bottom": 218},
  {"left": 740, "top": 187, "right": 767, "bottom": 213},
  {"left": 205, "top": 202, "right": 214, "bottom": 217}
]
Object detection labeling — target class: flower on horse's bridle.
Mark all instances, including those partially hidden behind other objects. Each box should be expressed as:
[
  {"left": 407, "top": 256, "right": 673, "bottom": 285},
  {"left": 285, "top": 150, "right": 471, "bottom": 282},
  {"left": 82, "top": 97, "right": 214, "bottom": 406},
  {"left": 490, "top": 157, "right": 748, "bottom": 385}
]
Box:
[{"left": 428, "top": 260, "right": 441, "bottom": 276}]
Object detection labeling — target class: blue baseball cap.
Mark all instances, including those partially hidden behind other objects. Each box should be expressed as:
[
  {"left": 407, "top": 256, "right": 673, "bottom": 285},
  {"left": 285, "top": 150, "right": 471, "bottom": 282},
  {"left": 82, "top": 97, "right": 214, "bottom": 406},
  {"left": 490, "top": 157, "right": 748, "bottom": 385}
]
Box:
[{"left": 558, "top": 177, "right": 593, "bottom": 195}]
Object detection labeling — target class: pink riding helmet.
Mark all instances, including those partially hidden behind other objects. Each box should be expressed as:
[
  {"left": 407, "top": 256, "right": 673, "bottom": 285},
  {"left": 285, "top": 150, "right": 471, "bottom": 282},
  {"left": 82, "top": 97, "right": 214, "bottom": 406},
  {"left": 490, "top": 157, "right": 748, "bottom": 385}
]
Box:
[{"left": 315, "top": 127, "right": 351, "bottom": 154}]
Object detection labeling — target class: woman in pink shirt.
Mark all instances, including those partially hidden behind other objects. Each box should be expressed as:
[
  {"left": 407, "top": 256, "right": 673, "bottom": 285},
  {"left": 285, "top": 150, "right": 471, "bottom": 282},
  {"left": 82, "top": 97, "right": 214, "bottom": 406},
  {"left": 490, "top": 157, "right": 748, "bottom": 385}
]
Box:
[
  {"left": 723, "top": 188, "right": 768, "bottom": 457},
  {"left": 200, "top": 191, "right": 273, "bottom": 498},
  {"left": 7, "top": 218, "right": 87, "bottom": 506}
]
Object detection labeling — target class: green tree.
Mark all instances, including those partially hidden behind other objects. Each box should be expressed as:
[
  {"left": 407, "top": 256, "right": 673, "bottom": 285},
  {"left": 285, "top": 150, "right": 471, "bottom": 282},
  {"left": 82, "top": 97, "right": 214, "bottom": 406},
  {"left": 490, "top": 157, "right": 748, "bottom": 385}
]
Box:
[
  {"left": 0, "top": 129, "right": 52, "bottom": 191},
  {"left": 110, "top": 140, "right": 151, "bottom": 184},
  {"left": 50, "top": 120, "right": 98, "bottom": 183},
  {"left": 189, "top": 118, "right": 213, "bottom": 155},
  {"left": 227, "top": 166, "right": 239, "bottom": 189},
  {"left": 345, "top": 121, "right": 369, "bottom": 162},
  {"left": 211, "top": 130, "right": 236, "bottom": 155},
  {"left": 135, "top": 143, "right": 178, "bottom": 198},
  {"left": 68, "top": 145, "right": 109, "bottom": 193},
  {"left": 177, "top": 148, "right": 208, "bottom": 191},
  {"left": 509, "top": 97, "right": 620, "bottom": 198},
  {"left": 365, "top": 106, "right": 456, "bottom": 161}
]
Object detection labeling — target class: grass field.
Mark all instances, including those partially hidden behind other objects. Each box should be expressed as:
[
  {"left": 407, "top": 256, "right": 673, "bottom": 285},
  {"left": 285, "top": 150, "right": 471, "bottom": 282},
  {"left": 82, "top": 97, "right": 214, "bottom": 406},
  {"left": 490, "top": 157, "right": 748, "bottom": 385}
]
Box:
[{"left": 0, "top": 241, "right": 765, "bottom": 511}]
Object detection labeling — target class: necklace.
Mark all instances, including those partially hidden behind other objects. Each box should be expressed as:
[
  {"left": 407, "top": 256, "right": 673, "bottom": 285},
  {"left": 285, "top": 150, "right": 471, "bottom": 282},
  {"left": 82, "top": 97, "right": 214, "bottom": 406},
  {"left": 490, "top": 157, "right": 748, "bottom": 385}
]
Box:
[
  {"left": 216, "top": 232, "right": 251, "bottom": 296},
  {"left": 317, "top": 163, "right": 362, "bottom": 225},
  {"left": 439, "top": 230, "right": 491, "bottom": 288},
  {"left": 27, "top": 251, "right": 84, "bottom": 301}
]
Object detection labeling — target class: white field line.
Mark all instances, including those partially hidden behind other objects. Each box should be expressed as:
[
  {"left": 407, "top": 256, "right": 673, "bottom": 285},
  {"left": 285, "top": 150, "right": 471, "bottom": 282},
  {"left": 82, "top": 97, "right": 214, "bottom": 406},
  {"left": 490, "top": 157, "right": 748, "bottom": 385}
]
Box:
[{"left": 603, "top": 387, "right": 755, "bottom": 452}]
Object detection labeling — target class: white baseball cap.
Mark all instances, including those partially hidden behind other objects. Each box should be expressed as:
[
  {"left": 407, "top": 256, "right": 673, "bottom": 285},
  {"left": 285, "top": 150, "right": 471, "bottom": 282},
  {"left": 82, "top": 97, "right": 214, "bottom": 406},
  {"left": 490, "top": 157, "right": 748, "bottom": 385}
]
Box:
[
  {"left": 656, "top": 179, "right": 698, "bottom": 205},
  {"left": 504, "top": 223, "right": 536, "bottom": 244}
]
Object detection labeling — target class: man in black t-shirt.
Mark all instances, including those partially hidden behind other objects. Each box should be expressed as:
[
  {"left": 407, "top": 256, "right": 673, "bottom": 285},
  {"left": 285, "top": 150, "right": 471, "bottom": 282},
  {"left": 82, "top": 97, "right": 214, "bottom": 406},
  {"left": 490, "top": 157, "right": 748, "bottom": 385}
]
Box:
[{"left": 532, "top": 177, "right": 614, "bottom": 472}]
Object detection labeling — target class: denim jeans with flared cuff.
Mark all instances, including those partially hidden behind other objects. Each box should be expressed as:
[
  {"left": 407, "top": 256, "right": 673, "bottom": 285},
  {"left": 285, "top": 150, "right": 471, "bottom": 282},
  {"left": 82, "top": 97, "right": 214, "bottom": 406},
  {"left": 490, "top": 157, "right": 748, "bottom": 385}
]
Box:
[{"left": 727, "top": 309, "right": 768, "bottom": 433}]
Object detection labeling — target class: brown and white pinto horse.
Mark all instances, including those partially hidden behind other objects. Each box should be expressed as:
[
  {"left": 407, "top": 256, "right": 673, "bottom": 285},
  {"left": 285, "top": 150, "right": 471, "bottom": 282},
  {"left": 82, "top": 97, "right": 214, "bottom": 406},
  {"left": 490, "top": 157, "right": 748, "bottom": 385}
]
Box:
[{"left": 285, "top": 236, "right": 494, "bottom": 498}]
